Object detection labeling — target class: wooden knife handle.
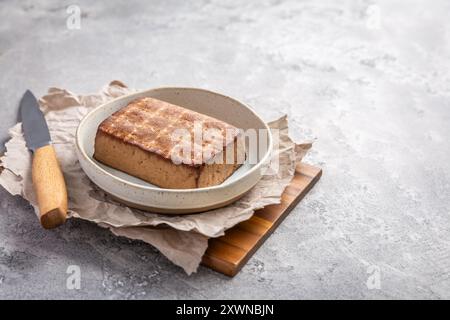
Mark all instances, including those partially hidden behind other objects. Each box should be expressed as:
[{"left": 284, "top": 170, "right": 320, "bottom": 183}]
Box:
[{"left": 32, "top": 145, "right": 68, "bottom": 229}]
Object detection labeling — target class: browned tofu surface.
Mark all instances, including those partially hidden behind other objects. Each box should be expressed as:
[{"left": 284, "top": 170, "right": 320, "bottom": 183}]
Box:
[{"left": 93, "top": 97, "right": 244, "bottom": 189}]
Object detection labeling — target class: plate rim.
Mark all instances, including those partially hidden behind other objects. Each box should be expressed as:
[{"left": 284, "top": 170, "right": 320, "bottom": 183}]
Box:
[{"left": 75, "top": 86, "right": 273, "bottom": 194}]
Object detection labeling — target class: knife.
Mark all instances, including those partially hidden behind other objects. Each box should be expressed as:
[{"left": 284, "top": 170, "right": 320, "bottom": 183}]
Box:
[{"left": 20, "top": 90, "right": 68, "bottom": 229}]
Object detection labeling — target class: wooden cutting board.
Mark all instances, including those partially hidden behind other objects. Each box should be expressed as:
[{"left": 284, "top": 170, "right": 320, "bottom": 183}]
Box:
[{"left": 202, "top": 163, "right": 322, "bottom": 277}]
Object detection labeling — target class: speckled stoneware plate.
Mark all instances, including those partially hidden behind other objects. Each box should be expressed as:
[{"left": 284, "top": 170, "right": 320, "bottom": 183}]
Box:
[{"left": 76, "top": 87, "right": 272, "bottom": 214}]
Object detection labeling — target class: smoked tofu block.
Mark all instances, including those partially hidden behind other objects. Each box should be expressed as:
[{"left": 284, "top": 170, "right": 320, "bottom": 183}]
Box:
[{"left": 93, "top": 97, "right": 244, "bottom": 189}]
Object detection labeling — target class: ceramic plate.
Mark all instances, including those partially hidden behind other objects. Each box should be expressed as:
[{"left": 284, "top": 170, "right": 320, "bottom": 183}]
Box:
[{"left": 76, "top": 87, "right": 272, "bottom": 214}]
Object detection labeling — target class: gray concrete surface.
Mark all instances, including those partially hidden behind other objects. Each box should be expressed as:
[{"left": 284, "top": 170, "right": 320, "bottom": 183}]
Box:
[{"left": 1, "top": 0, "right": 450, "bottom": 299}]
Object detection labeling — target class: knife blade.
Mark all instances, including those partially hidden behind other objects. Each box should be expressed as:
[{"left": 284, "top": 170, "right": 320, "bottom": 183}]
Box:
[
  {"left": 20, "top": 90, "right": 52, "bottom": 151},
  {"left": 20, "top": 90, "right": 68, "bottom": 229}
]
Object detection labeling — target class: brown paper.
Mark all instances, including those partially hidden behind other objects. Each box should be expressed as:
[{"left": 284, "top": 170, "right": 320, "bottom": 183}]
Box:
[{"left": 0, "top": 82, "right": 310, "bottom": 274}]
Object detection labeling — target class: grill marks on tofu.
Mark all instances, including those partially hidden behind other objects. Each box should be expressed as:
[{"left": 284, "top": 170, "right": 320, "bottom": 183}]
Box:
[
  {"left": 97, "top": 97, "right": 239, "bottom": 165},
  {"left": 94, "top": 97, "right": 244, "bottom": 189}
]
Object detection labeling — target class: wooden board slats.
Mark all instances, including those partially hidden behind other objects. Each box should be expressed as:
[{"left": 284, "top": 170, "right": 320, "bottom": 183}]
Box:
[{"left": 202, "top": 163, "right": 322, "bottom": 277}]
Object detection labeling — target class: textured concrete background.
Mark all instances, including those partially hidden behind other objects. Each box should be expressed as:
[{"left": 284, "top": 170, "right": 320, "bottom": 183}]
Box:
[{"left": 1, "top": 0, "right": 450, "bottom": 299}]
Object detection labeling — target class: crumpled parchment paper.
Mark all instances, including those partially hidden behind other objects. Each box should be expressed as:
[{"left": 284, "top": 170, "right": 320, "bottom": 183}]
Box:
[{"left": 0, "top": 81, "right": 311, "bottom": 274}]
